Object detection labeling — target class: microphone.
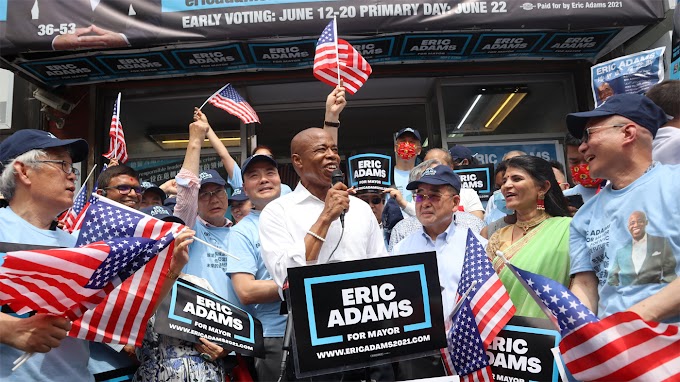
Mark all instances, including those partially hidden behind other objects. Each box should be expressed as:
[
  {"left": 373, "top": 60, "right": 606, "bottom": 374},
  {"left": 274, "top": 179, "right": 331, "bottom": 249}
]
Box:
[{"left": 331, "top": 168, "right": 346, "bottom": 228}]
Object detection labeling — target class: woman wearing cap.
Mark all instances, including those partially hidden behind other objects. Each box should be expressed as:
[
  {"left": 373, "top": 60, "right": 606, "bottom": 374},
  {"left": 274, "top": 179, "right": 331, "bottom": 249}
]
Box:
[{"left": 486, "top": 155, "right": 572, "bottom": 318}]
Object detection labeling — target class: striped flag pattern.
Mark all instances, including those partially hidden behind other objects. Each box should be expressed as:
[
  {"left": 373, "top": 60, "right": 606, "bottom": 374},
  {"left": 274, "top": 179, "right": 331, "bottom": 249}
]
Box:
[
  {"left": 442, "top": 229, "right": 516, "bottom": 381},
  {"left": 103, "top": 94, "right": 128, "bottom": 163},
  {"left": 313, "top": 19, "right": 372, "bottom": 95},
  {"left": 506, "top": 263, "right": 680, "bottom": 381},
  {"left": 61, "top": 182, "right": 89, "bottom": 233},
  {"left": 207, "top": 84, "right": 260, "bottom": 124},
  {"left": 70, "top": 195, "right": 184, "bottom": 346}
]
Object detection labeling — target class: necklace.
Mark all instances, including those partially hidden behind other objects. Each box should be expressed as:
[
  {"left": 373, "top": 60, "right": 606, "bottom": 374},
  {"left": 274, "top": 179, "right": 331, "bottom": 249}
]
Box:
[{"left": 515, "top": 211, "right": 549, "bottom": 236}]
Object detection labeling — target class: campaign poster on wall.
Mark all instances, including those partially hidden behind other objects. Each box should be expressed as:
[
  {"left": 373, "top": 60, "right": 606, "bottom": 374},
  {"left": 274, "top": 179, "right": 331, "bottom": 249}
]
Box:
[
  {"left": 464, "top": 141, "right": 564, "bottom": 169},
  {"left": 347, "top": 153, "right": 392, "bottom": 193},
  {"left": 128, "top": 156, "right": 228, "bottom": 185},
  {"left": 454, "top": 164, "right": 494, "bottom": 202},
  {"left": 287, "top": 252, "right": 446, "bottom": 377},
  {"left": 487, "top": 316, "right": 564, "bottom": 382},
  {"left": 590, "top": 47, "right": 665, "bottom": 106},
  {"left": 154, "top": 278, "right": 264, "bottom": 357}
]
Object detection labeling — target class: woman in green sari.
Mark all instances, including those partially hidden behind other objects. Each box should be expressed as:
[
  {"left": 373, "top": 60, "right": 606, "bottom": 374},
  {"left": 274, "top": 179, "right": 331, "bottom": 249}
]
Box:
[{"left": 487, "top": 155, "right": 572, "bottom": 318}]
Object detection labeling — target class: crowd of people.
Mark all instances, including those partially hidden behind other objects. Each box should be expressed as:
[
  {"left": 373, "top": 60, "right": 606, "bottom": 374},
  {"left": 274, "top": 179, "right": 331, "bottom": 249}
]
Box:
[{"left": 0, "top": 79, "right": 679, "bottom": 382}]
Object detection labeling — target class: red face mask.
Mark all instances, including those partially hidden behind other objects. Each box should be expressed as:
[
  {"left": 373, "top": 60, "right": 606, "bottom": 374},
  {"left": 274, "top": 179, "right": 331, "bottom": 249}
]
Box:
[
  {"left": 396, "top": 142, "right": 417, "bottom": 160},
  {"left": 571, "top": 164, "right": 604, "bottom": 188}
]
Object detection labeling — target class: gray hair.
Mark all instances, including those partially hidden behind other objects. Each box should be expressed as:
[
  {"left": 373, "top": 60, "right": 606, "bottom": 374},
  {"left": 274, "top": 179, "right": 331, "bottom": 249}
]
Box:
[
  {"left": 408, "top": 159, "right": 441, "bottom": 183},
  {"left": 0, "top": 149, "right": 47, "bottom": 201}
]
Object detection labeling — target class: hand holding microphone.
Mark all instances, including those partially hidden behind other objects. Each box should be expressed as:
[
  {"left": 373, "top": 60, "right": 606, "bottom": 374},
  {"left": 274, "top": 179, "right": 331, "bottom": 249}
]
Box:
[{"left": 328, "top": 169, "right": 348, "bottom": 228}]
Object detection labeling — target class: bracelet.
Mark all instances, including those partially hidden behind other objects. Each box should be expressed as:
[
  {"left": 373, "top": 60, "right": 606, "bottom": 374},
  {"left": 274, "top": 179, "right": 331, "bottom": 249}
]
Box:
[
  {"left": 307, "top": 230, "right": 326, "bottom": 242},
  {"left": 166, "top": 269, "right": 181, "bottom": 280},
  {"left": 324, "top": 120, "right": 340, "bottom": 128}
]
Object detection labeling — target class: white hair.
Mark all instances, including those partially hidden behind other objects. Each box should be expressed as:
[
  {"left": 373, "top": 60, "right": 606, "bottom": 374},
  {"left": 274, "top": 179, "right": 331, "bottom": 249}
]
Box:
[{"left": 0, "top": 149, "right": 47, "bottom": 201}]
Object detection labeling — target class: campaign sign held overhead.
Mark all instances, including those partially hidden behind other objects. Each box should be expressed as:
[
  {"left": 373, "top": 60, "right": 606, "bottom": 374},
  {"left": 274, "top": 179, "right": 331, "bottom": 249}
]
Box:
[
  {"left": 287, "top": 252, "right": 445, "bottom": 377},
  {"left": 154, "top": 278, "right": 264, "bottom": 357},
  {"left": 347, "top": 153, "right": 392, "bottom": 193}
]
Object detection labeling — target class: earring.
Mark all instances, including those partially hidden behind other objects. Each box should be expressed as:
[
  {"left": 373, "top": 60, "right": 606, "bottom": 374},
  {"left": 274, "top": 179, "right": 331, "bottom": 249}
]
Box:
[{"left": 537, "top": 194, "right": 545, "bottom": 211}]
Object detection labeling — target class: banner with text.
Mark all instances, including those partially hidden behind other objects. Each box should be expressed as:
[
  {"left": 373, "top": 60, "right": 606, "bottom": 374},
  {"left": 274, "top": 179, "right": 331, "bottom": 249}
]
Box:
[
  {"left": 347, "top": 153, "right": 392, "bottom": 193},
  {"left": 466, "top": 140, "right": 563, "bottom": 169},
  {"left": 287, "top": 252, "right": 446, "bottom": 377},
  {"left": 672, "top": 0, "right": 680, "bottom": 80},
  {"left": 453, "top": 163, "right": 494, "bottom": 202},
  {"left": 590, "top": 46, "right": 665, "bottom": 106},
  {"left": 487, "top": 316, "right": 563, "bottom": 382},
  {"left": 154, "top": 278, "right": 264, "bottom": 357}
]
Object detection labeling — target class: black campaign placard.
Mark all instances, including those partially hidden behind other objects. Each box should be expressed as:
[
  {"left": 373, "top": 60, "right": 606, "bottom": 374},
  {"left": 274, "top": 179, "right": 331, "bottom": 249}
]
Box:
[
  {"left": 347, "top": 153, "right": 392, "bottom": 192},
  {"left": 454, "top": 164, "right": 494, "bottom": 202},
  {"left": 287, "top": 253, "right": 445, "bottom": 377},
  {"left": 154, "top": 278, "right": 264, "bottom": 357},
  {"left": 487, "top": 316, "right": 562, "bottom": 382}
]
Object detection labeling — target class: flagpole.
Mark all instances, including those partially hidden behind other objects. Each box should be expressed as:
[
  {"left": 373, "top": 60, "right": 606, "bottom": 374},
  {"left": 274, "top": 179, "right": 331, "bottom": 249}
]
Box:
[
  {"left": 114, "top": 93, "right": 121, "bottom": 157},
  {"left": 333, "top": 16, "right": 340, "bottom": 85},
  {"left": 199, "top": 83, "right": 230, "bottom": 110},
  {"left": 550, "top": 347, "right": 570, "bottom": 382},
  {"left": 76, "top": 164, "right": 98, "bottom": 200},
  {"left": 447, "top": 280, "right": 477, "bottom": 320}
]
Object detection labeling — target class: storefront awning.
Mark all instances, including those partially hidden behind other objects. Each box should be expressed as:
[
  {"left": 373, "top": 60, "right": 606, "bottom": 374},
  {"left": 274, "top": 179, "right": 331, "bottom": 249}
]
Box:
[{"left": 0, "top": 0, "right": 666, "bottom": 86}]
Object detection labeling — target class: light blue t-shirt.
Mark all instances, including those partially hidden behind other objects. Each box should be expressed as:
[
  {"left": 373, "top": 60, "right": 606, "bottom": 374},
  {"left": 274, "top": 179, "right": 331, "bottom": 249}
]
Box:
[
  {"left": 280, "top": 183, "right": 293, "bottom": 196},
  {"left": 570, "top": 164, "right": 680, "bottom": 322},
  {"left": 226, "top": 211, "right": 287, "bottom": 337},
  {"left": 0, "top": 207, "right": 93, "bottom": 382},
  {"left": 393, "top": 168, "right": 413, "bottom": 204},
  {"left": 563, "top": 184, "right": 600, "bottom": 204},
  {"left": 229, "top": 164, "right": 243, "bottom": 189},
  {"left": 183, "top": 222, "right": 245, "bottom": 312}
]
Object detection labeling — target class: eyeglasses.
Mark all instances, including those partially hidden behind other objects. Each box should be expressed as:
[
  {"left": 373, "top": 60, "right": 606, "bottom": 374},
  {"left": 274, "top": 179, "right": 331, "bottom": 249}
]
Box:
[
  {"left": 581, "top": 124, "right": 626, "bottom": 143},
  {"left": 414, "top": 192, "right": 453, "bottom": 203},
  {"left": 198, "top": 188, "right": 227, "bottom": 201},
  {"left": 33, "top": 160, "right": 80, "bottom": 176},
  {"left": 105, "top": 185, "right": 143, "bottom": 195},
  {"left": 361, "top": 197, "right": 384, "bottom": 205}
]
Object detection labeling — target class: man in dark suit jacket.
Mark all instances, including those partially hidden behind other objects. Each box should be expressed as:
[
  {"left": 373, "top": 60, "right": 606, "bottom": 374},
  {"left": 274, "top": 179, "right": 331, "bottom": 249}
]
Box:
[
  {"left": 5, "top": 0, "right": 160, "bottom": 52},
  {"left": 608, "top": 211, "right": 677, "bottom": 287}
]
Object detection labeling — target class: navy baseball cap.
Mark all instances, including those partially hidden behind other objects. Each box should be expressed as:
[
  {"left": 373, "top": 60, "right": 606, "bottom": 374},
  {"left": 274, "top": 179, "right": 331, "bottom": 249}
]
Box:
[
  {"left": 449, "top": 145, "right": 473, "bottom": 161},
  {"left": 199, "top": 169, "right": 226, "bottom": 187},
  {"left": 229, "top": 187, "right": 248, "bottom": 203},
  {"left": 241, "top": 154, "right": 278, "bottom": 180},
  {"left": 566, "top": 94, "right": 669, "bottom": 139},
  {"left": 141, "top": 181, "right": 167, "bottom": 203},
  {"left": 0, "top": 129, "right": 89, "bottom": 163},
  {"left": 141, "top": 205, "right": 185, "bottom": 225},
  {"left": 407, "top": 165, "right": 461, "bottom": 192},
  {"left": 395, "top": 127, "right": 421, "bottom": 142}
]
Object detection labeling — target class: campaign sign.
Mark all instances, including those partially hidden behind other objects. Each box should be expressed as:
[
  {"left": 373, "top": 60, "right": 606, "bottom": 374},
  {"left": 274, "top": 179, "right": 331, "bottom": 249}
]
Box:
[
  {"left": 465, "top": 141, "right": 562, "bottom": 168},
  {"left": 487, "top": 316, "right": 562, "bottom": 382},
  {"left": 248, "top": 40, "right": 316, "bottom": 67},
  {"left": 172, "top": 44, "right": 247, "bottom": 70},
  {"left": 590, "top": 46, "right": 665, "bottom": 106},
  {"left": 347, "top": 153, "right": 392, "bottom": 192},
  {"left": 471, "top": 33, "right": 545, "bottom": 56},
  {"left": 539, "top": 30, "right": 618, "bottom": 55},
  {"left": 287, "top": 252, "right": 445, "bottom": 377},
  {"left": 21, "top": 58, "right": 104, "bottom": 82},
  {"left": 154, "top": 278, "right": 264, "bottom": 357},
  {"left": 400, "top": 34, "right": 473, "bottom": 57},
  {"left": 454, "top": 164, "right": 494, "bottom": 202},
  {"left": 97, "top": 52, "right": 175, "bottom": 75}
]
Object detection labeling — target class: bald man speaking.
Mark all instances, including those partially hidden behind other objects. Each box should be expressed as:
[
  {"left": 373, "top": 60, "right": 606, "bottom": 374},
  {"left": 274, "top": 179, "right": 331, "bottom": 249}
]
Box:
[{"left": 259, "top": 128, "right": 387, "bottom": 289}]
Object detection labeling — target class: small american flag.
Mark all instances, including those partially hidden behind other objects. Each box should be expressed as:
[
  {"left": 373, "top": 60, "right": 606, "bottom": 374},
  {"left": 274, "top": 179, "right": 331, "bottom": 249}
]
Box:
[
  {"left": 70, "top": 195, "right": 184, "bottom": 345},
  {"left": 103, "top": 93, "right": 128, "bottom": 163},
  {"left": 313, "top": 19, "right": 372, "bottom": 95},
  {"left": 63, "top": 164, "right": 108, "bottom": 233},
  {"left": 442, "top": 230, "right": 515, "bottom": 381},
  {"left": 505, "top": 263, "right": 680, "bottom": 381},
  {"left": 206, "top": 84, "right": 260, "bottom": 124}
]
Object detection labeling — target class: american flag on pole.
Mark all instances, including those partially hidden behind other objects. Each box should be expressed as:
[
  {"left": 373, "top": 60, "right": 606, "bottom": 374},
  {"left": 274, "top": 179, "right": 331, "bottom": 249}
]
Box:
[
  {"left": 103, "top": 93, "right": 128, "bottom": 163},
  {"left": 504, "top": 263, "right": 680, "bottom": 381},
  {"left": 0, "top": 235, "right": 178, "bottom": 322},
  {"left": 442, "top": 230, "right": 516, "bottom": 381},
  {"left": 69, "top": 194, "right": 185, "bottom": 345},
  {"left": 205, "top": 84, "right": 260, "bottom": 124},
  {"left": 313, "top": 19, "right": 372, "bottom": 95},
  {"left": 62, "top": 164, "right": 108, "bottom": 233}
]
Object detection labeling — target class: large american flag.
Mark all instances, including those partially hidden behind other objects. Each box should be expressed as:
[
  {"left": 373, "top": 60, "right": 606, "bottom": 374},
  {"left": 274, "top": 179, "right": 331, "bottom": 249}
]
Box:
[
  {"left": 206, "top": 84, "right": 260, "bottom": 124},
  {"left": 103, "top": 93, "right": 128, "bottom": 163},
  {"left": 313, "top": 19, "right": 372, "bottom": 95},
  {"left": 70, "top": 195, "right": 184, "bottom": 345},
  {"left": 442, "top": 230, "right": 516, "bottom": 381},
  {"left": 505, "top": 263, "right": 680, "bottom": 381}
]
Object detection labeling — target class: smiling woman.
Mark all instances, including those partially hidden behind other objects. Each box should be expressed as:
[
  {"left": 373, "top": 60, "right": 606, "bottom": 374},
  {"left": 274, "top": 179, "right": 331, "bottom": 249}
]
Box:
[{"left": 486, "top": 155, "right": 572, "bottom": 319}]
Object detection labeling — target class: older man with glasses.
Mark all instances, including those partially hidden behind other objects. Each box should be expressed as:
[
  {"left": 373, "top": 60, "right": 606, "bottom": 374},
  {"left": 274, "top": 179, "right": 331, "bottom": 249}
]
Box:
[
  {"left": 567, "top": 94, "right": 680, "bottom": 326},
  {"left": 391, "top": 164, "right": 486, "bottom": 380},
  {"left": 0, "top": 129, "right": 93, "bottom": 381}
]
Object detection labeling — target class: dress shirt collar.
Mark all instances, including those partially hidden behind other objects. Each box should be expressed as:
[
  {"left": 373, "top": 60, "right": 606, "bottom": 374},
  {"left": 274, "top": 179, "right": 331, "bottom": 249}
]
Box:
[
  {"left": 290, "top": 182, "right": 323, "bottom": 204},
  {"left": 197, "top": 215, "right": 233, "bottom": 228},
  {"left": 419, "top": 219, "right": 457, "bottom": 245}
]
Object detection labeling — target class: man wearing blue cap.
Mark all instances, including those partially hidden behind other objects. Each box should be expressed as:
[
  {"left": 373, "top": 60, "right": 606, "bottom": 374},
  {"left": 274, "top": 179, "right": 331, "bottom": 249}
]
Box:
[
  {"left": 0, "top": 129, "right": 93, "bottom": 381},
  {"left": 228, "top": 187, "right": 251, "bottom": 225},
  {"left": 391, "top": 164, "right": 486, "bottom": 379},
  {"left": 392, "top": 127, "right": 422, "bottom": 207},
  {"left": 567, "top": 94, "right": 680, "bottom": 324}
]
